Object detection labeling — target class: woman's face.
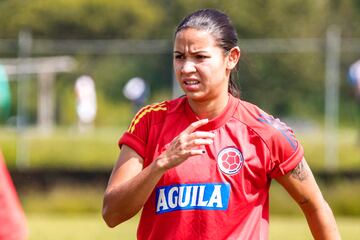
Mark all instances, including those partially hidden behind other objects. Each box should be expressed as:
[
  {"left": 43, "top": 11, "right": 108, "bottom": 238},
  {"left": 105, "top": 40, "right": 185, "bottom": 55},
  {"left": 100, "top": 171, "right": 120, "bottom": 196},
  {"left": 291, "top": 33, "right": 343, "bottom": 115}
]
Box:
[{"left": 173, "top": 28, "right": 231, "bottom": 102}]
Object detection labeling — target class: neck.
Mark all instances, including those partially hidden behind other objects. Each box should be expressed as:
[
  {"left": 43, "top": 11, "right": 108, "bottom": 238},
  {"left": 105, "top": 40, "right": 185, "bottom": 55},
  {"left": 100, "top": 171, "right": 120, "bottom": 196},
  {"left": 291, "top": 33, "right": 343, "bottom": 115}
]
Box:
[{"left": 188, "top": 93, "right": 230, "bottom": 120}]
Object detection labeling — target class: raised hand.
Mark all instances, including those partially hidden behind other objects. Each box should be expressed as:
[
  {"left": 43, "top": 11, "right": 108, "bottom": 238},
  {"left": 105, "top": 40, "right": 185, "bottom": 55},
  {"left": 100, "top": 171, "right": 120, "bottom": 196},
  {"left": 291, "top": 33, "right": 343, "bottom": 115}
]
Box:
[{"left": 155, "top": 119, "right": 215, "bottom": 170}]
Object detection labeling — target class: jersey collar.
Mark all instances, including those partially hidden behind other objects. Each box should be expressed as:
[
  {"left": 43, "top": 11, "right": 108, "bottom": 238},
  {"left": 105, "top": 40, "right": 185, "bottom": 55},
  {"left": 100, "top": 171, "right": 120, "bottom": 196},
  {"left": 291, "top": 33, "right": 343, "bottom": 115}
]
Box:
[{"left": 184, "top": 94, "right": 238, "bottom": 131}]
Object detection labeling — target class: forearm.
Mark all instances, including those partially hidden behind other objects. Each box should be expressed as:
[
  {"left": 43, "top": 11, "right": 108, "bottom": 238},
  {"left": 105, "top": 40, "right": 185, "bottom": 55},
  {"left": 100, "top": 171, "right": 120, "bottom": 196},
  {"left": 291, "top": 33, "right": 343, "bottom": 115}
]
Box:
[
  {"left": 102, "top": 160, "right": 165, "bottom": 227},
  {"left": 276, "top": 159, "right": 340, "bottom": 240},
  {"left": 302, "top": 199, "right": 340, "bottom": 240}
]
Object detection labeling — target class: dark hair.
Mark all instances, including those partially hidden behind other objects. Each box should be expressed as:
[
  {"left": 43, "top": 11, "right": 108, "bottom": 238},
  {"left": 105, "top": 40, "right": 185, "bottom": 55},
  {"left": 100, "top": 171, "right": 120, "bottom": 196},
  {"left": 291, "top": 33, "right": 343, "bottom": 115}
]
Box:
[{"left": 175, "top": 9, "right": 240, "bottom": 98}]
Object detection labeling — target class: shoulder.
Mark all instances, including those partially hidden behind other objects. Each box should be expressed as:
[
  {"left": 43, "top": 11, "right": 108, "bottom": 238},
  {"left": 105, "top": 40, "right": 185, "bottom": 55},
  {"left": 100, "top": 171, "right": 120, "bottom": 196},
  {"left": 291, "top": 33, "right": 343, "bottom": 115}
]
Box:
[
  {"left": 233, "top": 100, "right": 270, "bottom": 132},
  {"left": 234, "top": 100, "right": 303, "bottom": 177},
  {"left": 234, "top": 100, "right": 298, "bottom": 150},
  {"left": 127, "top": 97, "right": 185, "bottom": 134}
]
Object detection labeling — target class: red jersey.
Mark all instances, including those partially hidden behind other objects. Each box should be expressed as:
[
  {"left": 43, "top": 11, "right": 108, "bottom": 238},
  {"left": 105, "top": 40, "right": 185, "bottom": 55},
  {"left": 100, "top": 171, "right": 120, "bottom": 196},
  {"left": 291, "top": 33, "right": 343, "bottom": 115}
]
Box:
[
  {"left": 0, "top": 150, "right": 28, "bottom": 240},
  {"left": 119, "top": 95, "right": 303, "bottom": 240}
]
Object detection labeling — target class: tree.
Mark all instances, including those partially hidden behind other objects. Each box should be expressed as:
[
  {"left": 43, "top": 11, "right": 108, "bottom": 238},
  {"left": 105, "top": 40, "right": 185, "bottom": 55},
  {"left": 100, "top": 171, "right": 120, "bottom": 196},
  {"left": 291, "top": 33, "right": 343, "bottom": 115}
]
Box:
[{"left": 0, "top": 0, "right": 164, "bottom": 38}]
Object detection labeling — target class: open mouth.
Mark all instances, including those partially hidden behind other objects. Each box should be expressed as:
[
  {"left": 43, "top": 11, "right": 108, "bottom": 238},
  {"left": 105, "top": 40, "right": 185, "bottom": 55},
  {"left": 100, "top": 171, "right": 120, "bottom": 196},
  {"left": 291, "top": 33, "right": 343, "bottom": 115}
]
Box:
[{"left": 184, "top": 80, "right": 200, "bottom": 85}]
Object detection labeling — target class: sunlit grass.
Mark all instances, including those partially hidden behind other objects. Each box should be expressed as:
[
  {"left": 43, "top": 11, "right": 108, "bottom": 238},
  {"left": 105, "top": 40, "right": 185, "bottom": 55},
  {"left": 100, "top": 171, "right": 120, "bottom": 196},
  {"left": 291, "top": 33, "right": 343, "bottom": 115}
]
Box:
[
  {"left": 1, "top": 125, "right": 356, "bottom": 240},
  {"left": 22, "top": 184, "right": 105, "bottom": 214},
  {"left": 270, "top": 180, "right": 360, "bottom": 216},
  {"left": 28, "top": 213, "right": 138, "bottom": 240},
  {"left": 0, "top": 127, "right": 122, "bottom": 169},
  {"left": 1, "top": 126, "right": 360, "bottom": 170},
  {"left": 21, "top": 183, "right": 360, "bottom": 239},
  {"left": 297, "top": 127, "right": 360, "bottom": 169},
  {"left": 27, "top": 213, "right": 360, "bottom": 240},
  {"left": 19, "top": 179, "right": 360, "bottom": 218},
  {"left": 270, "top": 216, "right": 360, "bottom": 240}
]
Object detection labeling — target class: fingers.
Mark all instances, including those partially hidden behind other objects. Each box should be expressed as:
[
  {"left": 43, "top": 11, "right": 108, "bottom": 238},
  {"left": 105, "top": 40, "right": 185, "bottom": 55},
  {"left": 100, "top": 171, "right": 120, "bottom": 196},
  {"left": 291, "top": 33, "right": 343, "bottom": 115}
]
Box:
[
  {"left": 161, "top": 119, "right": 215, "bottom": 169},
  {"left": 186, "top": 138, "right": 213, "bottom": 149},
  {"left": 189, "top": 131, "right": 215, "bottom": 140},
  {"left": 183, "top": 131, "right": 215, "bottom": 148},
  {"left": 183, "top": 119, "right": 209, "bottom": 134},
  {"left": 180, "top": 121, "right": 215, "bottom": 152},
  {"left": 188, "top": 149, "right": 206, "bottom": 156},
  {"left": 178, "top": 148, "right": 206, "bottom": 158},
  {"left": 175, "top": 136, "right": 212, "bottom": 152}
]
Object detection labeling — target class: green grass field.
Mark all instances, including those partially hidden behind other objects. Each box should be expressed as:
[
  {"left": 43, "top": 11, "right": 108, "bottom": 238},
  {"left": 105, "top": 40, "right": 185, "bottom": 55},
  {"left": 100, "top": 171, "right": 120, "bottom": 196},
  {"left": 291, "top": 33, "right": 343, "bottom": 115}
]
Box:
[
  {"left": 27, "top": 213, "right": 360, "bottom": 240},
  {"left": 1, "top": 126, "right": 360, "bottom": 170},
  {"left": 22, "top": 183, "right": 360, "bottom": 239},
  {"left": 21, "top": 184, "right": 360, "bottom": 239},
  {"left": 2, "top": 126, "right": 360, "bottom": 239}
]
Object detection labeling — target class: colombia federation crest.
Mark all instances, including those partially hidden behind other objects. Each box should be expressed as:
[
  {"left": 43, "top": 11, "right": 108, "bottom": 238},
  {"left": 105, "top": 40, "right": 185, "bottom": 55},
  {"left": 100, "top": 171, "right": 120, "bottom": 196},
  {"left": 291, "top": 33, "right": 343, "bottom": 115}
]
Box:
[{"left": 217, "top": 147, "right": 244, "bottom": 175}]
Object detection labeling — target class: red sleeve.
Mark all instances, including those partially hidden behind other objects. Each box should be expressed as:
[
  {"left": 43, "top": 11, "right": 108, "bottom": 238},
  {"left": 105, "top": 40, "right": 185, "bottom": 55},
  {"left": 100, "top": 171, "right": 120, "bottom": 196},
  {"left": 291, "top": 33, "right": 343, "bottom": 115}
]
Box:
[
  {"left": 258, "top": 114, "right": 304, "bottom": 178},
  {"left": 118, "top": 102, "right": 167, "bottom": 159},
  {"left": 268, "top": 131, "right": 304, "bottom": 178},
  {"left": 118, "top": 107, "right": 150, "bottom": 159},
  {"left": 119, "top": 132, "right": 147, "bottom": 159}
]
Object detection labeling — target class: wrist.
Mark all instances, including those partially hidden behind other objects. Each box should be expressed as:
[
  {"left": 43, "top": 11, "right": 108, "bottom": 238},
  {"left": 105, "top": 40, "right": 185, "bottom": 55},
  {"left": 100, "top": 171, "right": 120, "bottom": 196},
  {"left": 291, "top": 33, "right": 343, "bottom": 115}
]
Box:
[{"left": 151, "top": 155, "right": 168, "bottom": 174}]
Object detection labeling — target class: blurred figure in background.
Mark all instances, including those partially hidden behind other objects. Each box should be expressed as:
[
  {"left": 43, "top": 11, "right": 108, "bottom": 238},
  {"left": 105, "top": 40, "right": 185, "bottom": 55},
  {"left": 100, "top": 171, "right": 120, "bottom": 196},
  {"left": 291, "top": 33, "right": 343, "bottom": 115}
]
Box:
[
  {"left": 348, "top": 59, "right": 360, "bottom": 143},
  {"left": 348, "top": 59, "right": 360, "bottom": 100},
  {"left": 123, "top": 77, "right": 149, "bottom": 114},
  {"left": 75, "top": 75, "right": 97, "bottom": 132},
  {"left": 0, "top": 150, "right": 28, "bottom": 240},
  {"left": 0, "top": 65, "right": 11, "bottom": 122}
]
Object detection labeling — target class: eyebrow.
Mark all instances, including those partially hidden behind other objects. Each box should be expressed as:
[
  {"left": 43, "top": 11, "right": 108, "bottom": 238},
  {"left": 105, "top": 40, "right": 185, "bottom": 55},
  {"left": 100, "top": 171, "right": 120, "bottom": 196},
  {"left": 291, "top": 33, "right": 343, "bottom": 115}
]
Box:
[{"left": 173, "top": 50, "right": 209, "bottom": 54}]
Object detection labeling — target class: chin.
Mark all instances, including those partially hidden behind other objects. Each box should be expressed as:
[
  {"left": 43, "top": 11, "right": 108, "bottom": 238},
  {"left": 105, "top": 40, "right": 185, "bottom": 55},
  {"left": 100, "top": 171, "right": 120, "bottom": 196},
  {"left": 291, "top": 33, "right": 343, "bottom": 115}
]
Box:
[{"left": 184, "top": 91, "right": 208, "bottom": 102}]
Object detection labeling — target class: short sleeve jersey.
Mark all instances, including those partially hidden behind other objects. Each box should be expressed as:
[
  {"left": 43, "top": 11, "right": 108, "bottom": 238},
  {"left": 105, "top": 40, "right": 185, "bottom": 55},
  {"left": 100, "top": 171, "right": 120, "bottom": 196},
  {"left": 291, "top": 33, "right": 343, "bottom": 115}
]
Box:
[{"left": 119, "top": 94, "right": 304, "bottom": 240}]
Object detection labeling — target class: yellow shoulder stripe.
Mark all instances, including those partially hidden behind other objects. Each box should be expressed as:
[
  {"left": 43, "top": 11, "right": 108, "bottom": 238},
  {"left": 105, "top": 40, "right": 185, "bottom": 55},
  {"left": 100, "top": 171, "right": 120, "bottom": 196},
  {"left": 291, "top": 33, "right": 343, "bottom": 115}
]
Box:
[
  {"left": 128, "top": 104, "right": 159, "bottom": 131},
  {"left": 128, "top": 102, "right": 167, "bottom": 133},
  {"left": 128, "top": 102, "right": 166, "bottom": 131}
]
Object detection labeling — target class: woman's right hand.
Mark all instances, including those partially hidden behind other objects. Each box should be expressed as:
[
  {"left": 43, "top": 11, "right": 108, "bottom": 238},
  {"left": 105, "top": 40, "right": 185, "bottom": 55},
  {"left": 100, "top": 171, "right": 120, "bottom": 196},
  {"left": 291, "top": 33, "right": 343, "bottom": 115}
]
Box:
[{"left": 155, "top": 118, "right": 215, "bottom": 170}]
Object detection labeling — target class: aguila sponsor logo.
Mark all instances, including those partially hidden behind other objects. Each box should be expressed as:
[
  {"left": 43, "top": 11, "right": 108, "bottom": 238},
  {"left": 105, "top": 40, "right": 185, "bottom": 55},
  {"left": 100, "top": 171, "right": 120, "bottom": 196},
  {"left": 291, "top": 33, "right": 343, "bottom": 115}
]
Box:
[{"left": 155, "top": 183, "right": 230, "bottom": 214}]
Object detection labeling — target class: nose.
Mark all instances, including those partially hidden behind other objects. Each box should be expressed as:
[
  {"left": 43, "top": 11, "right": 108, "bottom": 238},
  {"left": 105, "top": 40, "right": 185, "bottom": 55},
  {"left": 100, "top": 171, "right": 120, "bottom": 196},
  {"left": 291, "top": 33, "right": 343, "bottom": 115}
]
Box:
[{"left": 181, "top": 60, "right": 196, "bottom": 74}]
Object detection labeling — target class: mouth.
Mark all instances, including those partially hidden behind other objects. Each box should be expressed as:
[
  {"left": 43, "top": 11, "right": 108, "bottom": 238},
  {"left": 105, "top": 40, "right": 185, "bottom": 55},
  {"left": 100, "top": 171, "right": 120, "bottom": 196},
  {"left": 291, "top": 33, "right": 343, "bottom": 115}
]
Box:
[{"left": 183, "top": 80, "right": 200, "bottom": 85}]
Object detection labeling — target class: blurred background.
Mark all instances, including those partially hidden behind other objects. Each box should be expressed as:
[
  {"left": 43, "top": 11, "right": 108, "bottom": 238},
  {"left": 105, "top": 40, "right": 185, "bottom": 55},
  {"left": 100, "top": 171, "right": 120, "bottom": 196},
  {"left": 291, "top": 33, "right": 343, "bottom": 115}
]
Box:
[{"left": 0, "top": 0, "right": 360, "bottom": 239}]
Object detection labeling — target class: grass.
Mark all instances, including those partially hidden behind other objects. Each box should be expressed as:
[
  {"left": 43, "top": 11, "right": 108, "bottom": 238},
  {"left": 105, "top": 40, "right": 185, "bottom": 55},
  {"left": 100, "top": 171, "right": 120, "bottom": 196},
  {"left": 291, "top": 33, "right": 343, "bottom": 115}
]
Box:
[
  {"left": 0, "top": 127, "right": 122, "bottom": 169},
  {"left": 19, "top": 179, "right": 360, "bottom": 217},
  {"left": 23, "top": 183, "right": 360, "bottom": 239},
  {"left": 297, "top": 128, "right": 360, "bottom": 169},
  {"left": 270, "top": 216, "right": 360, "bottom": 240},
  {"left": 270, "top": 180, "right": 360, "bottom": 216},
  {"left": 10, "top": 168, "right": 360, "bottom": 240},
  {"left": 27, "top": 213, "right": 137, "bottom": 240},
  {"left": 1, "top": 126, "right": 360, "bottom": 170},
  {"left": 26, "top": 213, "right": 360, "bottom": 240},
  {"left": 2, "top": 125, "right": 360, "bottom": 239},
  {"left": 22, "top": 184, "right": 104, "bottom": 214}
]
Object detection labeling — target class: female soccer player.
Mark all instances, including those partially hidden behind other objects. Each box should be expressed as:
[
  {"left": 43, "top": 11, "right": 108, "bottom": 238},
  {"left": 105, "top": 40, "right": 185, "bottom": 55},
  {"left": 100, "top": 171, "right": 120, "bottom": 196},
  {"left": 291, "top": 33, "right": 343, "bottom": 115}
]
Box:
[{"left": 102, "top": 8, "right": 340, "bottom": 239}]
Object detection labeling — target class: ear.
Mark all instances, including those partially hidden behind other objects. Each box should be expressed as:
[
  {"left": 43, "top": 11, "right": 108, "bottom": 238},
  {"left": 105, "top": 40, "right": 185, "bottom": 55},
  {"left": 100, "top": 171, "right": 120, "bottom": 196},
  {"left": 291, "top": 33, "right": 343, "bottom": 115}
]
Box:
[{"left": 226, "top": 46, "right": 241, "bottom": 70}]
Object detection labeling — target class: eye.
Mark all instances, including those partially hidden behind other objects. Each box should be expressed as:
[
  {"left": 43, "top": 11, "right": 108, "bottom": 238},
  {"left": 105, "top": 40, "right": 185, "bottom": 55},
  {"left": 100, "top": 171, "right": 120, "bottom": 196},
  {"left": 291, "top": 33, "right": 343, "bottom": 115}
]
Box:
[
  {"left": 196, "top": 55, "right": 209, "bottom": 60},
  {"left": 174, "top": 54, "right": 184, "bottom": 60}
]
